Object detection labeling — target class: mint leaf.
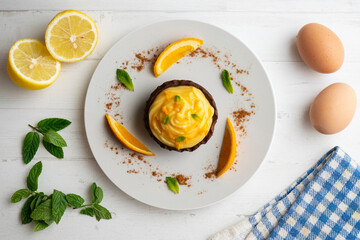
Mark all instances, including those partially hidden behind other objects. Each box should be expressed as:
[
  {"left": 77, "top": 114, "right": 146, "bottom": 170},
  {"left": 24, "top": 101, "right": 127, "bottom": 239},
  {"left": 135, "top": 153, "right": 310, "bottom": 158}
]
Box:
[
  {"left": 94, "top": 187, "right": 103, "bottom": 204},
  {"left": 23, "top": 132, "right": 40, "bottom": 164},
  {"left": 66, "top": 194, "right": 84, "bottom": 209},
  {"left": 221, "top": 70, "right": 233, "bottom": 94},
  {"left": 175, "top": 136, "right": 186, "bottom": 142},
  {"left": 11, "top": 189, "right": 31, "bottom": 203},
  {"left": 21, "top": 196, "right": 35, "bottom": 224},
  {"left": 166, "top": 177, "right": 179, "bottom": 194},
  {"left": 30, "top": 196, "right": 38, "bottom": 211},
  {"left": 37, "top": 118, "right": 71, "bottom": 132},
  {"left": 44, "top": 219, "right": 54, "bottom": 226},
  {"left": 91, "top": 183, "right": 98, "bottom": 203},
  {"left": 52, "top": 190, "right": 67, "bottom": 224},
  {"left": 174, "top": 95, "right": 181, "bottom": 102},
  {"left": 116, "top": 69, "right": 134, "bottom": 91},
  {"left": 34, "top": 220, "right": 49, "bottom": 232},
  {"left": 30, "top": 193, "right": 44, "bottom": 211},
  {"left": 43, "top": 130, "right": 67, "bottom": 147},
  {"left": 31, "top": 199, "right": 53, "bottom": 221},
  {"left": 93, "top": 204, "right": 112, "bottom": 221},
  {"left": 43, "top": 140, "right": 64, "bottom": 159},
  {"left": 80, "top": 207, "right": 94, "bottom": 217},
  {"left": 27, "top": 161, "right": 42, "bottom": 191},
  {"left": 163, "top": 115, "right": 170, "bottom": 124},
  {"left": 191, "top": 114, "right": 202, "bottom": 121}
]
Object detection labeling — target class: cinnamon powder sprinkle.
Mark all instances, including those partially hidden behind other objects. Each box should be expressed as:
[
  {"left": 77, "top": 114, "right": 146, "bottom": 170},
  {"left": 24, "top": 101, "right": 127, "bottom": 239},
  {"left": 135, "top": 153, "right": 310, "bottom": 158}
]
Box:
[
  {"left": 204, "top": 171, "right": 216, "bottom": 179},
  {"left": 175, "top": 174, "right": 191, "bottom": 187},
  {"left": 102, "top": 44, "right": 256, "bottom": 187}
]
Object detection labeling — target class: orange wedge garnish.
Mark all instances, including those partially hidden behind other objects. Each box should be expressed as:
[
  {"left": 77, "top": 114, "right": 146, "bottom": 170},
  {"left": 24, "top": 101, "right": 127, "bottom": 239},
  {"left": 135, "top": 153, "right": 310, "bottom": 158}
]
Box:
[
  {"left": 154, "top": 38, "right": 203, "bottom": 77},
  {"left": 105, "top": 114, "right": 155, "bottom": 156},
  {"left": 216, "top": 118, "right": 237, "bottom": 178}
]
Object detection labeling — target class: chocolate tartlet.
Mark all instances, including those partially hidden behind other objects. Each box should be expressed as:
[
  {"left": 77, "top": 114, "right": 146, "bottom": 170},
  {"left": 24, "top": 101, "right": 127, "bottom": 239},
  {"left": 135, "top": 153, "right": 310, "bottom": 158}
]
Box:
[{"left": 144, "top": 80, "right": 218, "bottom": 152}]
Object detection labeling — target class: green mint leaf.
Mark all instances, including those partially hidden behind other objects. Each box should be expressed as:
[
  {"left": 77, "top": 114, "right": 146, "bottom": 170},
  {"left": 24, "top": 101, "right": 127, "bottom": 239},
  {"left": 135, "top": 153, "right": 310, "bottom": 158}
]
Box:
[
  {"left": 166, "top": 177, "right": 179, "bottom": 194},
  {"left": 43, "top": 140, "right": 64, "bottom": 159},
  {"left": 94, "top": 187, "right": 104, "bottom": 204},
  {"left": 221, "top": 70, "right": 233, "bottom": 94},
  {"left": 163, "top": 115, "right": 170, "bottom": 124},
  {"left": 91, "top": 183, "right": 98, "bottom": 203},
  {"left": 44, "top": 218, "right": 54, "bottom": 226},
  {"left": 66, "top": 194, "right": 85, "bottom": 209},
  {"left": 11, "top": 189, "right": 31, "bottom": 203},
  {"left": 30, "top": 196, "right": 38, "bottom": 211},
  {"left": 43, "top": 130, "right": 67, "bottom": 147},
  {"left": 23, "top": 132, "right": 40, "bottom": 164},
  {"left": 93, "top": 204, "right": 112, "bottom": 221},
  {"left": 33, "top": 220, "right": 49, "bottom": 232},
  {"left": 31, "top": 199, "right": 53, "bottom": 221},
  {"left": 175, "top": 136, "right": 186, "bottom": 142},
  {"left": 52, "top": 190, "right": 67, "bottom": 224},
  {"left": 174, "top": 95, "right": 181, "bottom": 102},
  {"left": 21, "top": 196, "right": 35, "bottom": 224},
  {"left": 37, "top": 118, "right": 71, "bottom": 132},
  {"left": 116, "top": 69, "right": 134, "bottom": 91},
  {"left": 191, "top": 114, "right": 202, "bottom": 121},
  {"left": 80, "top": 207, "right": 94, "bottom": 217},
  {"left": 30, "top": 192, "right": 44, "bottom": 210},
  {"left": 27, "top": 161, "right": 42, "bottom": 191}
]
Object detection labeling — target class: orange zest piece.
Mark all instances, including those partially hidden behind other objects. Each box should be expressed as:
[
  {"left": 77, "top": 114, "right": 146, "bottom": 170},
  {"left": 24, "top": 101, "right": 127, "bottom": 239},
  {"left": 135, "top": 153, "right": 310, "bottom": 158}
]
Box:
[
  {"left": 216, "top": 118, "right": 237, "bottom": 178},
  {"left": 105, "top": 114, "right": 155, "bottom": 156},
  {"left": 154, "top": 38, "right": 203, "bottom": 77}
]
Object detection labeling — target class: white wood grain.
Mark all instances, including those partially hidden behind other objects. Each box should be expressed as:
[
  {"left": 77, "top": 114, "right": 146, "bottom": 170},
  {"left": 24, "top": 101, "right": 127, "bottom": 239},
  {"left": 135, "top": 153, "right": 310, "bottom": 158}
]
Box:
[
  {"left": 1, "top": 0, "right": 360, "bottom": 12},
  {"left": 1, "top": 1, "right": 360, "bottom": 239}
]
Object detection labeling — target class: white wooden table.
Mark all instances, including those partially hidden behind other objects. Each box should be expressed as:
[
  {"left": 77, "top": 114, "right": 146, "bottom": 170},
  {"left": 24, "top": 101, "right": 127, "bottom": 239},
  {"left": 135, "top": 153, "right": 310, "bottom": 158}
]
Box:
[{"left": 2, "top": 1, "right": 360, "bottom": 239}]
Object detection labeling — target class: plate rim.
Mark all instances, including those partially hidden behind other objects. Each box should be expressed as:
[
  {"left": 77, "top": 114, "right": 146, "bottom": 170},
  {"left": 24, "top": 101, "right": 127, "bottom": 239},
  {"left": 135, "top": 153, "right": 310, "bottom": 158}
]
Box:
[{"left": 84, "top": 19, "right": 277, "bottom": 210}]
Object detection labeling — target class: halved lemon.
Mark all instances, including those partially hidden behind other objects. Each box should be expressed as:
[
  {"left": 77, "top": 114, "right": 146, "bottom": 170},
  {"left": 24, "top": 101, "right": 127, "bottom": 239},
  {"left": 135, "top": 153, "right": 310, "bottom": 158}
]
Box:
[
  {"left": 45, "top": 10, "right": 98, "bottom": 62},
  {"left": 7, "top": 39, "right": 61, "bottom": 90},
  {"left": 106, "top": 114, "right": 155, "bottom": 156},
  {"left": 216, "top": 118, "right": 237, "bottom": 178},
  {"left": 154, "top": 38, "right": 203, "bottom": 77}
]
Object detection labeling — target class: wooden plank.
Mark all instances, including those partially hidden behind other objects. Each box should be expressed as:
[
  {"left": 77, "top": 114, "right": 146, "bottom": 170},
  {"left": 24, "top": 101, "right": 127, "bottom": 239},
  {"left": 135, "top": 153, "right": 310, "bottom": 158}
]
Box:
[
  {"left": 1, "top": 0, "right": 360, "bottom": 12},
  {"left": 0, "top": 11, "right": 359, "bottom": 63}
]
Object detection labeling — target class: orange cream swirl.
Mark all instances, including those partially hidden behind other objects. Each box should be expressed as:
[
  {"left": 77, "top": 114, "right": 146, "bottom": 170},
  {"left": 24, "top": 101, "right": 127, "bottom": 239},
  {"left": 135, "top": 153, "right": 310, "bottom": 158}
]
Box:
[{"left": 148, "top": 86, "right": 214, "bottom": 149}]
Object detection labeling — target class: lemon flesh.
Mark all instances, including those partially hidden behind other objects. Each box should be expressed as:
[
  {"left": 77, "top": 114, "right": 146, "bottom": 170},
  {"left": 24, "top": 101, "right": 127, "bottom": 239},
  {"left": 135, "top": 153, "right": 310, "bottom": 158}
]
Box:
[
  {"left": 45, "top": 10, "right": 98, "bottom": 62},
  {"left": 7, "top": 39, "right": 61, "bottom": 90}
]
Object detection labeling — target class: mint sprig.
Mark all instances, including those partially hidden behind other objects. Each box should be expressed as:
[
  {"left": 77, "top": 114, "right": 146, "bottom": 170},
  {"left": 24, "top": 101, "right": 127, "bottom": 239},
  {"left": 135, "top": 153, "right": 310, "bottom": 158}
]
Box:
[
  {"left": 37, "top": 118, "right": 71, "bottom": 132},
  {"left": 27, "top": 161, "right": 42, "bottom": 191},
  {"left": 23, "top": 132, "right": 40, "bottom": 164},
  {"left": 166, "top": 177, "right": 179, "bottom": 194},
  {"left": 11, "top": 162, "right": 112, "bottom": 232},
  {"left": 43, "top": 130, "right": 67, "bottom": 147},
  {"left": 221, "top": 69, "right": 234, "bottom": 94},
  {"left": 23, "top": 118, "right": 71, "bottom": 164},
  {"left": 116, "top": 69, "right": 134, "bottom": 91}
]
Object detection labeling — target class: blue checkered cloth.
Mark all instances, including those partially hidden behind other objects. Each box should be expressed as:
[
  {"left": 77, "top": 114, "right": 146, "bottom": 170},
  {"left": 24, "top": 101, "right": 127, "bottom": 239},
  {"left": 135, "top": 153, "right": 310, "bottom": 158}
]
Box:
[{"left": 210, "top": 147, "right": 360, "bottom": 240}]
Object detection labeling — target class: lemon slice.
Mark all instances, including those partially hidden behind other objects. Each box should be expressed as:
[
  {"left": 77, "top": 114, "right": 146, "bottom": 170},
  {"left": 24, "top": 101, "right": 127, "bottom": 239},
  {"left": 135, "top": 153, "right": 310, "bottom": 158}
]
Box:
[
  {"left": 216, "top": 118, "right": 237, "bottom": 178},
  {"left": 7, "top": 39, "right": 61, "bottom": 90},
  {"left": 45, "top": 10, "right": 98, "bottom": 62},
  {"left": 106, "top": 114, "right": 155, "bottom": 156},
  {"left": 154, "top": 38, "right": 203, "bottom": 77}
]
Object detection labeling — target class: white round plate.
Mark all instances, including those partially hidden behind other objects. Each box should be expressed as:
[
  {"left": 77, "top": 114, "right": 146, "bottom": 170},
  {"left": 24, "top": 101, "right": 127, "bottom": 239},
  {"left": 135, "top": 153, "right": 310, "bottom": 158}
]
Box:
[{"left": 84, "top": 20, "right": 276, "bottom": 210}]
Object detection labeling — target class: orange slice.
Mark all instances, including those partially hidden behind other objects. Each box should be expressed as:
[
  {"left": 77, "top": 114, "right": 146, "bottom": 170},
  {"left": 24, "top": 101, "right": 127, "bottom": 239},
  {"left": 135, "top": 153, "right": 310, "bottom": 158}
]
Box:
[
  {"left": 154, "top": 38, "right": 203, "bottom": 77},
  {"left": 216, "top": 118, "right": 237, "bottom": 178},
  {"left": 105, "top": 114, "right": 155, "bottom": 156}
]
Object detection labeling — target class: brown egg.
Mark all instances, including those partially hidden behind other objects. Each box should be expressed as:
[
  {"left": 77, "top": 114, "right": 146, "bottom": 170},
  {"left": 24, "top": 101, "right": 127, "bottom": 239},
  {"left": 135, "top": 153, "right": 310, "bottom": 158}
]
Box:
[
  {"left": 296, "top": 23, "right": 344, "bottom": 73},
  {"left": 310, "top": 83, "right": 356, "bottom": 134}
]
